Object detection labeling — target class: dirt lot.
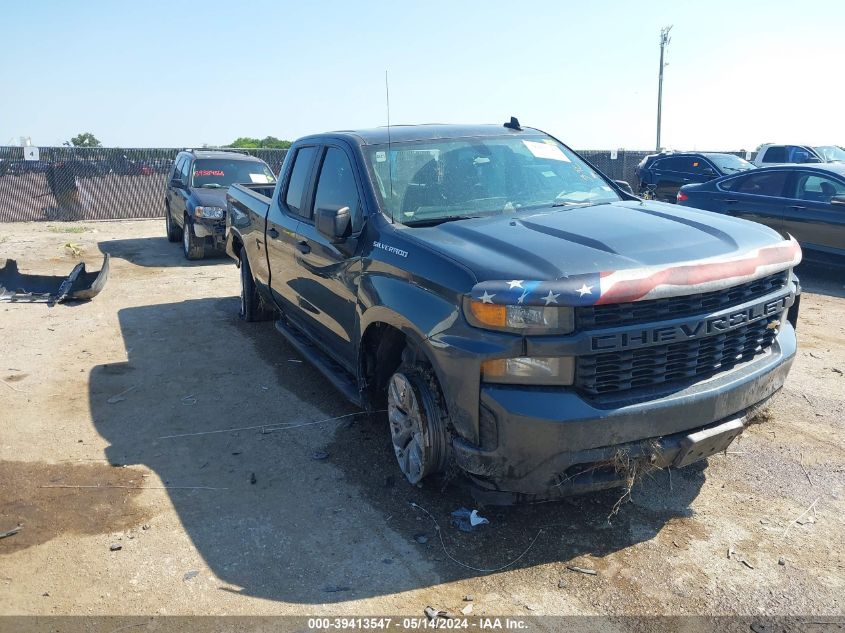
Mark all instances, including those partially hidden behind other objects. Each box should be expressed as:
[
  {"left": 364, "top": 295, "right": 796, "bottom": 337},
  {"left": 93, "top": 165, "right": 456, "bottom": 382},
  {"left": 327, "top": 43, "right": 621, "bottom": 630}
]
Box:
[{"left": 1, "top": 219, "right": 843, "bottom": 620}]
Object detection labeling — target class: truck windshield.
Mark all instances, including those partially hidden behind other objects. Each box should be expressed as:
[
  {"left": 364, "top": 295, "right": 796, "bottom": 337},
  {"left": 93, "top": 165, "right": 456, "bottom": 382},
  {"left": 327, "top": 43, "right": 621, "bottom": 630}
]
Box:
[
  {"left": 365, "top": 135, "right": 620, "bottom": 225},
  {"left": 705, "top": 154, "right": 755, "bottom": 174},
  {"left": 814, "top": 146, "right": 845, "bottom": 162},
  {"left": 191, "top": 159, "right": 276, "bottom": 189}
]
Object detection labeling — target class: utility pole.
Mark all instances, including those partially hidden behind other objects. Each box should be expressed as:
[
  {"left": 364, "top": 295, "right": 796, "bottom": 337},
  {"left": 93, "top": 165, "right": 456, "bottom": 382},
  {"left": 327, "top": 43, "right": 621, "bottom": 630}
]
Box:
[{"left": 656, "top": 25, "right": 673, "bottom": 152}]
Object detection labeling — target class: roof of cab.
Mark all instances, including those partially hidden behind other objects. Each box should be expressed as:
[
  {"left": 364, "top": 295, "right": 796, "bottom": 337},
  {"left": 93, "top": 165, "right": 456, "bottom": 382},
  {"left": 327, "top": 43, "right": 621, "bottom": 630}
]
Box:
[
  {"left": 180, "top": 149, "right": 264, "bottom": 161},
  {"left": 297, "top": 124, "right": 544, "bottom": 146}
]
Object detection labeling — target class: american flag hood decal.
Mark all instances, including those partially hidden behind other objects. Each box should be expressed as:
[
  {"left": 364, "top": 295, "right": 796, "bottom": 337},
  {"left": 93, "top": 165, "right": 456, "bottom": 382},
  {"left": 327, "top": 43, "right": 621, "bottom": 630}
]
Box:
[{"left": 469, "top": 236, "right": 801, "bottom": 307}]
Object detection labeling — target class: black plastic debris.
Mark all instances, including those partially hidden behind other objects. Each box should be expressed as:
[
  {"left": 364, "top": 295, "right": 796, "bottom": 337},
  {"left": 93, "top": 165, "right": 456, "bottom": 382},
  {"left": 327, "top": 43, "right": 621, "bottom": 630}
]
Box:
[{"left": 0, "top": 254, "right": 110, "bottom": 305}]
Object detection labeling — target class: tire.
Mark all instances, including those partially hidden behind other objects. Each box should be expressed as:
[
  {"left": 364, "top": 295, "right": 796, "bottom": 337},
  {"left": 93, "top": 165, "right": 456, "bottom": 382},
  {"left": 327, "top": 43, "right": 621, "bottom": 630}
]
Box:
[
  {"left": 386, "top": 354, "right": 450, "bottom": 484},
  {"left": 239, "top": 249, "right": 270, "bottom": 321},
  {"left": 182, "top": 215, "right": 205, "bottom": 260},
  {"left": 165, "top": 204, "right": 182, "bottom": 242}
]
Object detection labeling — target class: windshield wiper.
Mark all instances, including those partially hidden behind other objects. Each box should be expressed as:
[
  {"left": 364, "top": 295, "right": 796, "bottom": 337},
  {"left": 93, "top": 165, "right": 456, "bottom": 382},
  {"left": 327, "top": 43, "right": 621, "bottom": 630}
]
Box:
[
  {"left": 551, "top": 200, "right": 592, "bottom": 207},
  {"left": 200, "top": 183, "right": 224, "bottom": 189},
  {"left": 403, "top": 215, "right": 481, "bottom": 227}
]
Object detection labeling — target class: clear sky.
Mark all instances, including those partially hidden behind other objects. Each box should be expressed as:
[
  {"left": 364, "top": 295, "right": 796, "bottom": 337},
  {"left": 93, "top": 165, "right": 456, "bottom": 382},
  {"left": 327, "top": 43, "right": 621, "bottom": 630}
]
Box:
[{"left": 2, "top": 0, "right": 843, "bottom": 150}]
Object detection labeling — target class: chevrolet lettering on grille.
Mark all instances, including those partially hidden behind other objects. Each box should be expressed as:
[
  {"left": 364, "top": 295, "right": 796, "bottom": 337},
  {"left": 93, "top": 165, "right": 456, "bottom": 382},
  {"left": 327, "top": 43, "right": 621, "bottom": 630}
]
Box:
[{"left": 590, "top": 294, "right": 792, "bottom": 352}]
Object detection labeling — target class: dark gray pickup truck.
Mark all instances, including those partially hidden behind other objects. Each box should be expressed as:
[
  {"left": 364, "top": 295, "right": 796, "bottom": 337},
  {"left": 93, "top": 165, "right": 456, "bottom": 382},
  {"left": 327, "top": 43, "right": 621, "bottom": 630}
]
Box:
[{"left": 225, "top": 121, "right": 802, "bottom": 504}]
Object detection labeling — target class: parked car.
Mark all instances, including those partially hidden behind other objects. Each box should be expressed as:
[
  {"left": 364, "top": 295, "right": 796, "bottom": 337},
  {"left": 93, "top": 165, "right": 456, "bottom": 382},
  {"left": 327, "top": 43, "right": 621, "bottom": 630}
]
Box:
[
  {"left": 752, "top": 144, "right": 823, "bottom": 167},
  {"left": 636, "top": 152, "right": 754, "bottom": 202},
  {"left": 813, "top": 146, "right": 845, "bottom": 163},
  {"left": 165, "top": 149, "right": 276, "bottom": 259},
  {"left": 677, "top": 164, "right": 845, "bottom": 263},
  {"left": 225, "top": 122, "right": 801, "bottom": 504}
]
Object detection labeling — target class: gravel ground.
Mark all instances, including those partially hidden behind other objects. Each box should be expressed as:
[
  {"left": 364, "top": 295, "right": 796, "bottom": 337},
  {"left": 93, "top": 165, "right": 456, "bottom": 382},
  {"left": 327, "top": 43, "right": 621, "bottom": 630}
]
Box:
[{"left": 1, "top": 219, "right": 843, "bottom": 622}]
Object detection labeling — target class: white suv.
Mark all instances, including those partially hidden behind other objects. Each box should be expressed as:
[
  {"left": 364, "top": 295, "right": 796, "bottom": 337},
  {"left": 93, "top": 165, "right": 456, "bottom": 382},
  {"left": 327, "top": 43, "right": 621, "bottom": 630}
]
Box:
[{"left": 753, "top": 144, "right": 823, "bottom": 167}]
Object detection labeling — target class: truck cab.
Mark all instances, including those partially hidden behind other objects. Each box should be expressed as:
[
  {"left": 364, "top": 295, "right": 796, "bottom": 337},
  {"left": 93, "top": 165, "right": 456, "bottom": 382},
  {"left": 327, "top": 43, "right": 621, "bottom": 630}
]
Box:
[{"left": 225, "top": 122, "right": 801, "bottom": 503}]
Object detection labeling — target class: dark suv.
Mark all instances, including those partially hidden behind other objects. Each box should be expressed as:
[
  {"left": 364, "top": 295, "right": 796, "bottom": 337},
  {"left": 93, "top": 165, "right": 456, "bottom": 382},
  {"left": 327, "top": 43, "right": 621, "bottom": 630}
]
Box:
[
  {"left": 637, "top": 152, "right": 754, "bottom": 202},
  {"left": 165, "top": 150, "right": 276, "bottom": 259}
]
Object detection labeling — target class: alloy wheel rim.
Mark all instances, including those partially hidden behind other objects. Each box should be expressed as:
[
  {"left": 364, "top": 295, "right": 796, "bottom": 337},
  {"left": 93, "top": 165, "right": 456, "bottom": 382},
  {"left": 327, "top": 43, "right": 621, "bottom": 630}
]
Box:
[{"left": 387, "top": 373, "right": 428, "bottom": 484}]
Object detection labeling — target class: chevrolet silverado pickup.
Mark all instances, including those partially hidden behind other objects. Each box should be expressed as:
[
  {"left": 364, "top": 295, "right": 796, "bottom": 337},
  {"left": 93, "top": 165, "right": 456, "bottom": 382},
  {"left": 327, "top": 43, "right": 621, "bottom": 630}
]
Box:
[{"left": 225, "top": 121, "right": 801, "bottom": 504}]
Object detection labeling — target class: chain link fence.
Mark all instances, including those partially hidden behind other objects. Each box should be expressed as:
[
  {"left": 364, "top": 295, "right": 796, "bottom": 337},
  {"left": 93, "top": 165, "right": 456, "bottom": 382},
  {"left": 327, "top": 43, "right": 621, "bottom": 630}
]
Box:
[
  {"left": 0, "top": 147, "right": 288, "bottom": 223},
  {"left": 0, "top": 146, "right": 745, "bottom": 223}
]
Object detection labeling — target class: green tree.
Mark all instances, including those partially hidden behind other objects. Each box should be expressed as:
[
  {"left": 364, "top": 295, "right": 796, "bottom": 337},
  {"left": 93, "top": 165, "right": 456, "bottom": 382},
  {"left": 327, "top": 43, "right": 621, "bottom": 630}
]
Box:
[
  {"left": 69, "top": 132, "right": 102, "bottom": 147},
  {"left": 227, "top": 136, "right": 291, "bottom": 149}
]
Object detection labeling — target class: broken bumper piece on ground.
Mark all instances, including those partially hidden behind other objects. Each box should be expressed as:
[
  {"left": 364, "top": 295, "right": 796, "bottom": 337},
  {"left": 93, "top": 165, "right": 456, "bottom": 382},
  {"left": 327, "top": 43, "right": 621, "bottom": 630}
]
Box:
[{"left": 0, "top": 254, "right": 110, "bottom": 305}]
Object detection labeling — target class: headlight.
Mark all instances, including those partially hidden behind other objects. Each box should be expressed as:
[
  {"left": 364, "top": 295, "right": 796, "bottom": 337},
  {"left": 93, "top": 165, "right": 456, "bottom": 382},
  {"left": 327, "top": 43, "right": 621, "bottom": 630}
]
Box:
[
  {"left": 482, "top": 356, "right": 574, "bottom": 386},
  {"left": 464, "top": 298, "right": 574, "bottom": 334},
  {"left": 195, "top": 206, "right": 225, "bottom": 219}
]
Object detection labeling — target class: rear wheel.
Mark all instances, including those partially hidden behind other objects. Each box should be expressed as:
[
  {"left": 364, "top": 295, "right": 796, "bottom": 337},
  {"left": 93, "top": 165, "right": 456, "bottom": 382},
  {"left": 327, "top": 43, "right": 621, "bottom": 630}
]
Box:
[
  {"left": 182, "top": 215, "right": 205, "bottom": 260},
  {"left": 239, "top": 249, "right": 270, "bottom": 321},
  {"left": 165, "top": 204, "right": 182, "bottom": 242},
  {"left": 386, "top": 359, "right": 449, "bottom": 484}
]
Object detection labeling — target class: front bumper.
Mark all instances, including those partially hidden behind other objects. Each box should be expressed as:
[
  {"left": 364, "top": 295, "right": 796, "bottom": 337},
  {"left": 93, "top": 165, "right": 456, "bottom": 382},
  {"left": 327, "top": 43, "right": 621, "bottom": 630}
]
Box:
[
  {"left": 192, "top": 218, "right": 226, "bottom": 246},
  {"left": 450, "top": 321, "right": 796, "bottom": 503}
]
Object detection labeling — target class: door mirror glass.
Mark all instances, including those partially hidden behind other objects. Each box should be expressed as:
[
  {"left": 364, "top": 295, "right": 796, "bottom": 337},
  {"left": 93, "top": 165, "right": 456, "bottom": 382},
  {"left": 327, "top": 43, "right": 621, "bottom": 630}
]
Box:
[{"left": 315, "top": 206, "right": 351, "bottom": 242}]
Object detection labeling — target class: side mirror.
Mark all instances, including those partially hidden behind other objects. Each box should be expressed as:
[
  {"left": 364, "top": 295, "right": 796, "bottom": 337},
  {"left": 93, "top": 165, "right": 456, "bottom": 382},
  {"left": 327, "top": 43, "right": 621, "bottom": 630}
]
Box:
[
  {"left": 830, "top": 195, "right": 845, "bottom": 206},
  {"left": 702, "top": 168, "right": 717, "bottom": 177},
  {"left": 613, "top": 180, "right": 634, "bottom": 195},
  {"left": 315, "top": 206, "right": 351, "bottom": 242},
  {"left": 170, "top": 177, "right": 185, "bottom": 189}
]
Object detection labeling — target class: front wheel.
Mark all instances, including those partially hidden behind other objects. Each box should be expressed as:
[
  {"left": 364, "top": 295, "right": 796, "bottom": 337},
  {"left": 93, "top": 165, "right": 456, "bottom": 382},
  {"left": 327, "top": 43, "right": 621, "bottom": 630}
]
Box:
[
  {"left": 386, "top": 364, "right": 449, "bottom": 484},
  {"left": 182, "top": 215, "right": 205, "bottom": 260}
]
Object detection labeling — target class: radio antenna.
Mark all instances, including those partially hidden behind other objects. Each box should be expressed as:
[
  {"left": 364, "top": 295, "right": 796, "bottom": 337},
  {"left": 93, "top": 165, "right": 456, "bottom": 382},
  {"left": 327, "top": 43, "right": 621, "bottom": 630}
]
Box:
[{"left": 385, "top": 69, "right": 395, "bottom": 223}]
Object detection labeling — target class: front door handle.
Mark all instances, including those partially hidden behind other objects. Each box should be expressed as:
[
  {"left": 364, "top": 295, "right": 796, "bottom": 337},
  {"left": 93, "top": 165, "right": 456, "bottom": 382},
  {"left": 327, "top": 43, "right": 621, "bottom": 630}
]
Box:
[
  {"left": 267, "top": 227, "right": 280, "bottom": 239},
  {"left": 790, "top": 205, "right": 806, "bottom": 211},
  {"left": 296, "top": 240, "right": 311, "bottom": 254}
]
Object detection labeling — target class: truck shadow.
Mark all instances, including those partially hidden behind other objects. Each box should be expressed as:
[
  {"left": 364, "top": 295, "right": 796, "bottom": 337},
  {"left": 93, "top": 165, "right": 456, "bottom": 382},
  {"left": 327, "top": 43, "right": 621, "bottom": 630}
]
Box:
[
  {"left": 89, "top": 298, "right": 705, "bottom": 604},
  {"left": 795, "top": 262, "right": 845, "bottom": 299},
  {"left": 98, "top": 237, "right": 229, "bottom": 267}
]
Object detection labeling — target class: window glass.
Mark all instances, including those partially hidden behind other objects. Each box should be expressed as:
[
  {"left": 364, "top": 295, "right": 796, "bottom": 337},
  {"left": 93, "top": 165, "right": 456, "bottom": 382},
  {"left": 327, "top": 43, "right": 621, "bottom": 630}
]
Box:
[
  {"left": 733, "top": 171, "right": 788, "bottom": 196},
  {"left": 366, "top": 135, "right": 619, "bottom": 225},
  {"left": 814, "top": 146, "right": 845, "bottom": 162},
  {"left": 795, "top": 173, "right": 845, "bottom": 203},
  {"left": 789, "top": 147, "right": 811, "bottom": 164},
  {"left": 658, "top": 157, "right": 689, "bottom": 171},
  {"left": 190, "top": 159, "right": 276, "bottom": 189},
  {"left": 171, "top": 156, "right": 185, "bottom": 180},
  {"left": 705, "top": 154, "right": 755, "bottom": 174},
  {"left": 314, "top": 148, "right": 361, "bottom": 231},
  {"left": 762, "top": 147, "right": 787, "bottom": 163},
  {"left": 180, "top": 158, "right": 191, "bottom": 182},
  {"left": 284, "top": 147, "right": 318, "bottom": 217}
]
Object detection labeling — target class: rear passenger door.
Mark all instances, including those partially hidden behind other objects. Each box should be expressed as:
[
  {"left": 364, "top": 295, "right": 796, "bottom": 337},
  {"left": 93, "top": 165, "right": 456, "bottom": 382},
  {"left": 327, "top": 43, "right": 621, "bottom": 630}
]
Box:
[
  {"left": 781, "top": 171, "right": 845, "bottom": 254},
  {"left": 265, "top": 145, "right": 319, "bottom": 312},
  {"left": 654, "top": 157, "right": 692, "bottom": 202},
  {"left": 291, "top": 144, "right": 366, "bottom": 371},
  {"left": 716, "top": 170, "right": 790, "bottom": 233}
]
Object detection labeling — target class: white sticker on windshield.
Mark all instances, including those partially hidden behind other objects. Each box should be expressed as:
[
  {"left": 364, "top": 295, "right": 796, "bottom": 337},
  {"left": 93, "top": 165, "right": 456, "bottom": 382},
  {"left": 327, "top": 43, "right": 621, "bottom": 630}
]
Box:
[
  {"left": 375, "top": 151, "right": 387, "bottom": 163},
  {"left": 250, "top": 174, "right": 270, "bottom": 184},
  {"left": 523, "top": 141, "right": 570, "bottom": 162}
]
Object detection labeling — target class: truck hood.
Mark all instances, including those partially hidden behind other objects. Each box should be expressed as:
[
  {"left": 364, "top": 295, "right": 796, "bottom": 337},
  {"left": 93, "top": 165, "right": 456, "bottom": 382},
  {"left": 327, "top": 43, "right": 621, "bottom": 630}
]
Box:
[{"left": 404, "top": 200, "right": 801, "bottom": 306}]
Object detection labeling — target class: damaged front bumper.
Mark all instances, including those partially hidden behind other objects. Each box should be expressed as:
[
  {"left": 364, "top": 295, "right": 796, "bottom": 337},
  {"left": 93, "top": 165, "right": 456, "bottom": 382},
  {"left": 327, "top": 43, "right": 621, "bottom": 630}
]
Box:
[
  {"left": 0, "top": 254, "right": 110, "bottom": 305},
  {"left": 451, "top": 322, "right": 796, "bottom": 505}
]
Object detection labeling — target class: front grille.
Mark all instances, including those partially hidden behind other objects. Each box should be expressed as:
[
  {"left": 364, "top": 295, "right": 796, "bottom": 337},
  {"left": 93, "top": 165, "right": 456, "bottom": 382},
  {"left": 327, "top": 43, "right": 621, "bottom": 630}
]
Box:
[
  {"left": 576, "top": 271, "right": 788, "bottom": 329},
  {"left": 575, "top": 314, "right": 780, "bottom": 396}
]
